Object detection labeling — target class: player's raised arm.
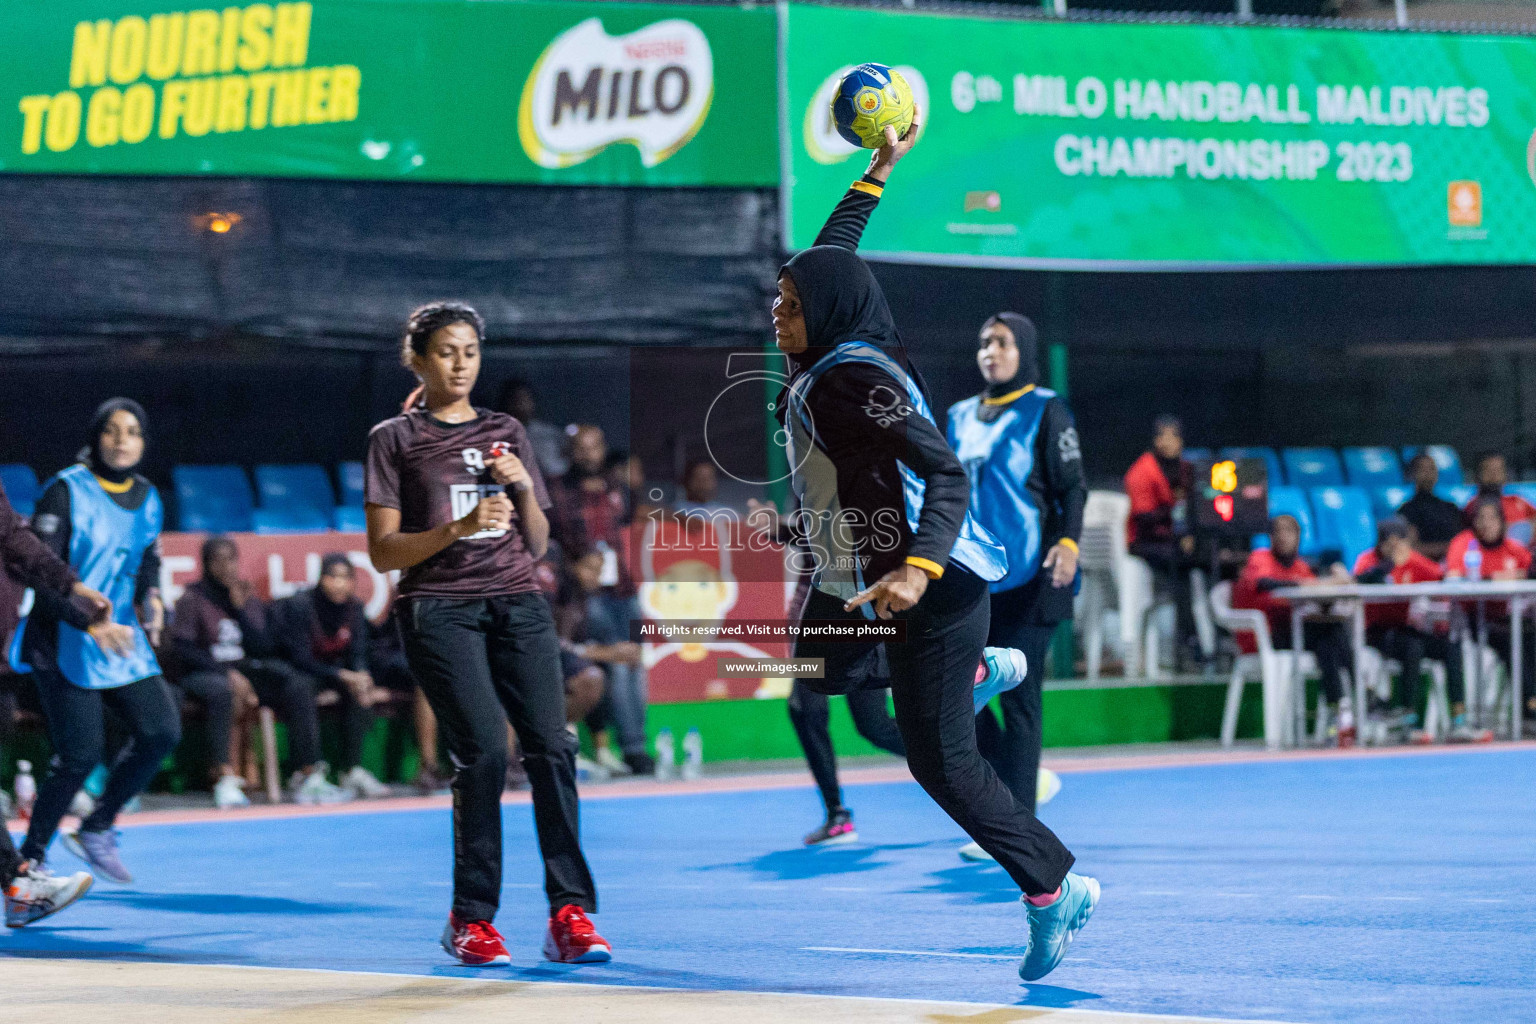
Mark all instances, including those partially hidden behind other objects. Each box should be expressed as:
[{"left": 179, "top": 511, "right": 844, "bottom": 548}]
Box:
[{"left": 812, "top": 106, "right": 924, "bottom": 252}]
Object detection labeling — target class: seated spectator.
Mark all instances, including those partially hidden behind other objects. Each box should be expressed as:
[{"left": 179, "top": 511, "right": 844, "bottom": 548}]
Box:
[
  {"left": 1124, "top": 415, "right": 1201, "bottom": 668},
  {"left": 367, "top": 615, "right": 446, "bottom": 794},
  {"left": 567, "top": 548, "right": 653, "bottom": 775},
  {"left": 1465, "top": 452, "right": 1536, "bottom": 544},
  {"left": 272, "top": 554, "right": 391, "bottom": 798},
  {"left": 1353, "top": 517, "right": 1470, "bottom": 739},
  {"left": 1446, "top": 497, "right": 1534, "bottom": 728},
  {"left": 1447, "top": 497, "right": 1531, "bottom": 582},
  {"left": 1397, "top": 453, "right": 1462, "bottom": 562},
  {"left": 500, "top": 378, "right": 568, "bottom": 481},
  {"left": 551, "top": 424, "right": 632, "bottom": 593},
  {"left": 168, "top": 537, "right": 349, "bottom": 806},
  {"left": 1234, "top": 515, "right": 1357, "bottom": 744},
  {"left": 674, "top": 459, "right": 738, "bottom": 522}
]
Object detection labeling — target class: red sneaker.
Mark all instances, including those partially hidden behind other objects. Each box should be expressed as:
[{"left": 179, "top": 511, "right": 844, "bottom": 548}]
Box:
[
  {"left": 543, "top": 904, "right": 612, "bottom": 963},
  {"left": 441, "top": 912, "right": 511, "bottom": 966}
]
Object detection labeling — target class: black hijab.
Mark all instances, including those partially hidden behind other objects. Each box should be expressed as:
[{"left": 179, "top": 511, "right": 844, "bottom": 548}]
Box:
[
  {"left": 780, "top": 245, "right": 922, "bottom": 389},
  {"left": 314, "top": 552, "right": 354, "bottom": 635},
  {"left": 80, "top": 397, "right": 147, "bottom": 486},
  {"left": 980, "top": 312, "right": 1040, "bottom": 398}
]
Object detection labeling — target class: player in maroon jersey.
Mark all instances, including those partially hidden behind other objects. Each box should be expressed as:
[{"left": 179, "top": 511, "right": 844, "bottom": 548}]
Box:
[{"left": 364, "top": 301, "right": 609, "bottom": 967}]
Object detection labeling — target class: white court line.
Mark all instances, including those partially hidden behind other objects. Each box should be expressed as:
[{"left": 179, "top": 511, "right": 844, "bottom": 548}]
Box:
[{"left": 804, "top": 946, "right": 1018, "bottom": 960}]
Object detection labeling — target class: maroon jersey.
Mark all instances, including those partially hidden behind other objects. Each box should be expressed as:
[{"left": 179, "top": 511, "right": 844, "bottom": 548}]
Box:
[{"left": 365, "top": 409, "right": 551, "bottom": 599}]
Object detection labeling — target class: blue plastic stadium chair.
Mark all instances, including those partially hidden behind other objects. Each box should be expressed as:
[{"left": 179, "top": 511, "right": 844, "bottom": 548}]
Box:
[
  {"left": 1282, "top": 447, "right": 1345, "bottom": 488},
  {"left": 1220, "top": 447, "right": 1285, "bottom": 487},
  {"left": 1182, "top": 447, "right": 1214, "bottom": 464},
  {"left": 0, "top": 464, "right": 41, "bottom": 518},
  {"left": 333, "top": 505, "right": 367, "bottom": 533},
  {"left": 1310, "top": 486, "right": 1376, "bottom": 567},
  {"left": 1437, "top": 484, "right": 1476, "bottom": 508},
  {"left": 1371, "top": 484, "right": 1414, "bottom": 520},
  {"left": 252, "top": 507, "right": 332, "bottom": 535},
  {"left": 1403, "top": 445, "right": 1463, "bottom": 486},
  {"left": 255, "top": 464, "right": 335, "bottom": 516},
  {"left": 173, "top": 465, "right": 254, "bottom": 533},
  {"left": 1342, "top": 446, "right": 1404, "bottom": 489},
  {"left": 338, "top": 461, "right": 365, "bottom": 507},
  {"left": 1266, "top": 485, "right": 1319, "bottom": 557}
]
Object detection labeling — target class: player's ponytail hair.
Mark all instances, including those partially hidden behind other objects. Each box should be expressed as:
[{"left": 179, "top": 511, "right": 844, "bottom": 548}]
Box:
[{"left": 400, "top": 300, "right": 486, "bottom": 412}]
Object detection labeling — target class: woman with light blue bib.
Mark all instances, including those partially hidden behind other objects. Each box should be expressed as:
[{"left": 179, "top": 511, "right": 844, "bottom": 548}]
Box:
[
  {"left": 17, "top": 398, "right": 178, "bottom": 884},
  {"left": 947, "top": 314, "right": 1085, "bottom": 861}
]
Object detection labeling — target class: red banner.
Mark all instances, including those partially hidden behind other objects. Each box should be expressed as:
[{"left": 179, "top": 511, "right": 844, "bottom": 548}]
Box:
[
  {"left": 159, "top": 532, "right": 395, "bottom": 622},
  {"left": 157, "top": 525, "right": 795, "bottom": 704},
  {"left": 630, "top": 517, "right": 793, "bottom": 703}
]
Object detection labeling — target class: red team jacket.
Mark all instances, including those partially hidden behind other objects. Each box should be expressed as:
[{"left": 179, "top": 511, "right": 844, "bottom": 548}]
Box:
[
  {"left": 1462, "top": 492, "right": 1536, "bottom": 528},
  {"left": 1351, "top": 548, "right": 1444, "bottom": 628},
  {"left": 1232, "top": 548, "right": 1317, "bottom": 650},
  {"left": 1124, "top": 452, "right": 1186, "bottom": 546}
]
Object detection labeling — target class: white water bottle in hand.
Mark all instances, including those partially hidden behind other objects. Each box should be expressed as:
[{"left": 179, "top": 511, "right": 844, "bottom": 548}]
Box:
[
  {"left": 14, "top": 760, "right": 36, "bottom": 820},
  {"left": 655, "top": 728, "right": 676, "bottom": 781},
  {"left": 681, "top": 727, "right": 703, "bottom": 780}
]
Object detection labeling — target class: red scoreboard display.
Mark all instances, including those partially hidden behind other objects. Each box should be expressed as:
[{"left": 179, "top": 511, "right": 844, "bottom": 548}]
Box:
[{"left": 1188, "top": 457, "right": 1270, "bottom": 536}]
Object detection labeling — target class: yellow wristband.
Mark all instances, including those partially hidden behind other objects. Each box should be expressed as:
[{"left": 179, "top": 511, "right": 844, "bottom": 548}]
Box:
[
  {"left": 1056, "top": 538, "right": 1079, "bottom": 553},
  {"left": 850, "top": 179, "right": 884, "bottom": 198},
  {"left": 906, "top": 556, "right": 944, "bottom": 579}
]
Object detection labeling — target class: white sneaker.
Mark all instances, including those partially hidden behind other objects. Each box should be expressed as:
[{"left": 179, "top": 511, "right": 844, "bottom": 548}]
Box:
[
  {"left": 594, "top": 747, "right": 632, "bottom": 776},
  {"left": 5, "top": 863, "right": 93, "bottom": 927},
  {"left": 340, "top": 766, "right": 391, "bottom": 799},
  {"left": 958, "top": 841, "right": 996, "bottom": 862},
  {"left": 574, "top": 755, "right": 610, "bottom": 782},
  {"left": 213, "top": 774, "right": 250, "bottom": 810},
  {"left": 289, "top": 764, "right": 351, "bottom": 806}
]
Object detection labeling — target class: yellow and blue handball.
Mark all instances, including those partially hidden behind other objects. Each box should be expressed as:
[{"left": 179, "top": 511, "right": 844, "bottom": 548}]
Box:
[{"left": 831, "top": 63, "right": 915, "bottom": 149}]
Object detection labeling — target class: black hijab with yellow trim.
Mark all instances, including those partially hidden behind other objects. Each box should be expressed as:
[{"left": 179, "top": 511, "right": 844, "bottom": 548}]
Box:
[{"left": 779, "top": 245, "right": 927, "bottom": 398}]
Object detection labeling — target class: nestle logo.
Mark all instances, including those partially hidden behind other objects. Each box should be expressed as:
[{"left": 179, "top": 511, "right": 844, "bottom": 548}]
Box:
[{"left": 624, "top": 39, "right": 687, "bottom": 60}]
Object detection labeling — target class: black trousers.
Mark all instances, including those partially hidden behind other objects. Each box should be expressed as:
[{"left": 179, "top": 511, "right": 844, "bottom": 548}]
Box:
[
  {"left": 1366, "top": 625, "right": 1465, "bottom": 707},
  {"left": 22, "top": 671, "right": 180, "bottom": 863},
  {"left": 1129, "top": 539, "right": 1198, "bottom": 659},
  {"left": 398, "top": 593, "right": 595, "bottom": 921},
  {"left": 787, "top": 681, "right": 906, "bottom": 815},
  {"left": 794, "top": 569, "right": 1075, "bottom": 896},
  {"left": 0, "top": 816, "right": 20, "bottom": 886},
  {"left": 180, "top": 660, "right": 326, "bottom": 773},
  {"left": 975, "top": 597, "right": 1056, "bottom": 816},
  {"left": 1274, "top": 620, "right": 1354, "bottom": 704},
  {"left": 301, "top": 670, "right": 374, "bottom": 772}
]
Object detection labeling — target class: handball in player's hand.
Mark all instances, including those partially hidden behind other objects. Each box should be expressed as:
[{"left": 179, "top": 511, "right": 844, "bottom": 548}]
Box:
[{"left": 832, "top": 63, "right": 916, "bottom": 149}]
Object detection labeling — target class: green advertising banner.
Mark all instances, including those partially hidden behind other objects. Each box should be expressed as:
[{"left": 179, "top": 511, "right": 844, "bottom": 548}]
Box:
[
  {"left": 784, "top": 4, "right": 1536, "bottom": 266},
  {"left": 1, "top": 0, "right": 776, "bottom": 186}
]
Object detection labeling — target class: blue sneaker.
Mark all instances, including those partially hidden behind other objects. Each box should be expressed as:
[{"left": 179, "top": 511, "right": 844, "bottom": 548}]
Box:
[
  {"left": 974, "top": 646, "right": 1027, "bottom": 714},
  {"left": 61, "top": 829, "right": 132, "bottom": 884},
  {"left": 1019, "top": 872, "right": 1100, "bottom": 981}
]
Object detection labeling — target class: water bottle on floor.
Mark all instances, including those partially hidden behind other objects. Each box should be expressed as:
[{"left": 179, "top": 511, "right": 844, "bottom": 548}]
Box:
[
  {"left": 15, "top": 760, "right": 36, "bottom": 820},
  {"left": 681, "top": 728, "right": 703, "bottom": 781},
  {"left": 655, "top": 728, "right": 676, "bottom": 781}
]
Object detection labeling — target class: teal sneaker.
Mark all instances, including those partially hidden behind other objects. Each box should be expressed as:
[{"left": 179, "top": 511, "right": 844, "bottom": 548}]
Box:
[
  {"left": 974, "top": 647, "right": 1027, "bottom": 714},
  {"left": 1019, "top": 872, "right": 1100, "bottom": 982}
]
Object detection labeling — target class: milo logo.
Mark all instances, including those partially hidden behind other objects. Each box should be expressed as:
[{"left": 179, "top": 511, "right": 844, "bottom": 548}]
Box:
[{"left": 518, "top": 17, "right": 713, "bottom": 169}]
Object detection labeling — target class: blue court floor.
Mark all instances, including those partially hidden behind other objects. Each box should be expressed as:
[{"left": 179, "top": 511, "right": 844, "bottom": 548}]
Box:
[{"left": 4, "top": 747, "right": 1534, "bottom": 1024}]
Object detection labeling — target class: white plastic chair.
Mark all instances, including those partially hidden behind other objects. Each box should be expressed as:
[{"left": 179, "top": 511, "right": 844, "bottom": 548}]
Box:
[
  {"left": 1079, "top": 491, "right": 1153, "bottom": 678},
  {"left": 1210, "top": 580, "right": 1317, "bottom": 749}
]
